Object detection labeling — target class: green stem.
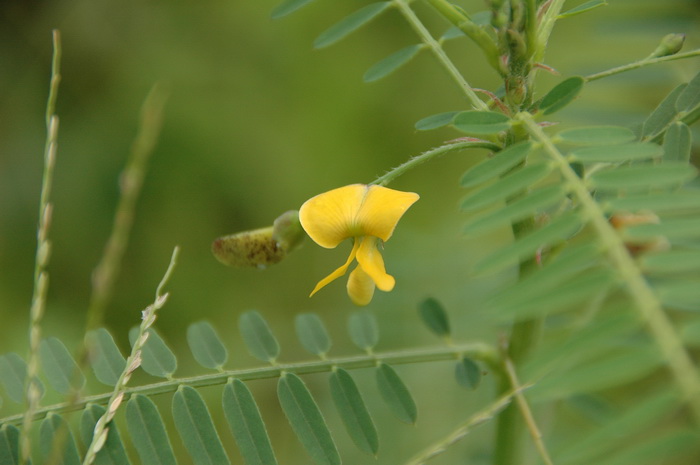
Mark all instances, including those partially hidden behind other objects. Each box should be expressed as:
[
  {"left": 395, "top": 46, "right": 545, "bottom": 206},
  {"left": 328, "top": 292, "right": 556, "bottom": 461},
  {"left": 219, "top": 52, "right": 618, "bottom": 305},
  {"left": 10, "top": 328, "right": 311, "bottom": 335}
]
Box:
[
  {"left": 3, "top": 342, "right": 498, "bottom": 427},
  {"left": 371, "top": 139, "right": 500, "bottom": 186},
  {"left": 393, "top": 0, "right": 490, "bottom": 110},
  {"left": 519, "top": 111, "right": 700, "bottom": 424},
  {"left": 585, "top": 49, "right": 700, "bottom": 82}
]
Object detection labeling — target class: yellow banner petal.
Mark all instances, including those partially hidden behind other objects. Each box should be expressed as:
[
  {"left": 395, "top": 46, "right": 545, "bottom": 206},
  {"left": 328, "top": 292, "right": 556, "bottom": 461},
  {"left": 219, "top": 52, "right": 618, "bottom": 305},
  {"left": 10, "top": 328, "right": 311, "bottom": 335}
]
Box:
[
  {"left": 356, "top": 185, "right": 419, "bottom": 241},
  {"left": 299, "top": 184, "right": 368, "bottom": 248}
]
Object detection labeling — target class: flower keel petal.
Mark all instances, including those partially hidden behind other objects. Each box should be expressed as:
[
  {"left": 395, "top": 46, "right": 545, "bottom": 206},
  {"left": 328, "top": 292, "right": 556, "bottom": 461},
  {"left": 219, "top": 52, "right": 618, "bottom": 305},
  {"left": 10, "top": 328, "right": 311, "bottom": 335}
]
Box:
[
  {"left": 356, "top": 236, "right": 395, "bottom": 292},
  {"left": 347, "top": 266, "right": 376, "bottom": 306}
]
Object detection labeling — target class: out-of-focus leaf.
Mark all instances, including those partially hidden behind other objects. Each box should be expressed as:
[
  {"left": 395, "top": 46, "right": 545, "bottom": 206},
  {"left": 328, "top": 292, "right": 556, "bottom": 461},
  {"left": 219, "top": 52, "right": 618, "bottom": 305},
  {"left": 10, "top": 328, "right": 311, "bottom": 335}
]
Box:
[
  {"left": 239, "top": 310, "right": 280, "bottom": 363},
  {"left": 223, "top": 379, "right": 278, "bottom": 465},
  {"left": 278, "top": 373, "right": 340, "bottom": 465},
  {"left": 314, "top": 2, "right": 392, "bottom": 49},
  {"left": 590, "top": 162, "right": 697, "bottom": 190},
  {"left": 418, "top": 297, "right": 451, "bottom": 338},
  {"left": 376, "top": 363, "right": 417, "bottom": 424},
  {"left": 570, "top": 142, "right": 662, "bottom": 163},
  {"left": 557, "top": 125, "right": 635, "bottom": 145},
  {"left": 0, "top": 424, "right": 20, "bottom": 465},
  {"left": 460, "top": 141, "right": 533, "bottom": 188},
  {"left": 540, "top": 76, "right": 585, "bottom": 115},
  {"left": 40, "top": 337, "right": 85, "bottom": 394},
  {"left": 415, "top": 111, "right": 461, "bottom": 131},
  {"left": 455, "top": 358, "right": 481, "bottom": 390},
  {"left": 640, "top": 250, "right": 700, "bottom": 273},
  {"left": 80, "top": 403, "right": 130, "bottom": 465},
  {"left": 348, "top": 311, "right": 379, "bottom": 352},
  {"left": 663, "top": 122, "right": 691, "bottom": 163},
  {"left": 295, "top": 313, "right": 331, "bottom": 357},
  {"left": 461, "top": 163, "right": 553, "bottom": 211},
  {"left": 129, "top": 327, "right": 177, "bottom": 379},
  {"left": 271, "top": 0, "right": 315, "bottom": 19},
  {"left": 606, "top": 190, "right": 700, "bottom": 212},
  {"left": 453, "top": 111, "right": 511, "bottom": 135},
  {"left": 558, "top": 0, "right": 607, "bottom": 18},
  {"left": 0, "top": 353, "right": 39, "bottom": 403},
  {"left": 642, "top": 83, "right": 686, "bottom": 139},
  {"left": 86, "top": 328, "right": 126, "bottom": 387},
  {"left": 656, "top": 280, "right": 700, "bottom": 311},
  {"left": 172, "top": 385, "right": 230, "bottom": 465},
  {"left": 627, "top": 217, "right": 700, "bottom": 241},
  {"left": 364, "top": 44, "right": 422, "bottom": 82},
  {"left": 329, "top": 368, "right": 378, "bottom": 455},
  {"left": 676, "top": 70, "right": 700, "bottom": 113},
  {"left": 187, "top": 321, "right": 228, "bottom": 370},
  {"left": 40, "top": 413, "right": 81, "bottom": 465}
]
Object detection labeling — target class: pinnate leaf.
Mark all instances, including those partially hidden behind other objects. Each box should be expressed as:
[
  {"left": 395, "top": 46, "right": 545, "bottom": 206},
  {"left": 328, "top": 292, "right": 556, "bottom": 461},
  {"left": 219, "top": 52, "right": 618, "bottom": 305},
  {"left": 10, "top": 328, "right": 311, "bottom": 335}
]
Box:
[
  {"left": 590, "top": 162, "right": 697, "bottom": 190},
  {"left": 415, "top": 111, "right": 460, "bottom": 131},
  {"left": 295, "top": 313, "right": 331, "bottom": 357},
  {"left": 364, "top": 44, "right": 422, "bottom": 82},
  {"left": 455, "top": 358, "right": 481, "bottom": 390},
  {"left": 462, "top": 163, "right": 554, "bottom": 212},
  {"left": 453, "top": 110, "right": 511, "bottom": 135},
  {"left": 129, "top": 327, "right": 177, "bottom": 379},
  {"left": 558, "top": 0, "right": 607, "bottom": 18},
  {"left": 642, "top": 83, "right": 686, "bottom": 139},
  {"left": 570, "top": 142, "right": 662, "bottom": 163},
  {"left": 40, "top": 413, "right": 81, "bottom": 465},
  {"left": 126, "top": 394, "right": 177, "bottom": 465},
  {"left": 663, "top": 122, "right": 691, "bottom": 163},
  {"left": 460, "top": 141, "right": 532, "bottom": 188},
  {"left": 0, "top": 353, "right": 37, "bottom": 403},
  {"left": 0, "top": 424, "right": 19, "bottom": 465},
  {"left": 418, "top": 297, "right": 450, "bottom": 338},
  {"left": 80, "top": 403, "right": 130, "bottom": 465},
  {"left": 40, "top": 337, "right": 85, "bottom": 394},
  {"left": 240, "top": 310, "right": 280, "bottom": 363},
  {"left": 376, "top": 363, "right": 417, "bottom": 424},
  {"left": 314, "top": 2, "right": 391, "bottom": 49},
  {"left": 540, "top": 76, "right": 584, "bottom": 115},
  {"left": 86, "top": 328, "right": 126, "bottom": 386},
  {"left": 271, "top": 0, "right": 315, "bottom": 19},
  {"left": 558, "top": 125, "right": 635, "bottom": 145},
  {"left": 676, "top": 69, "right": 700, "bottom": 113},
  {"left": 606, "top": 190, "right": 700, "bottom": 213},
  {"left": 348, "top": 311, "right": 379, "bottom": 351},
  {"left": 329, "top": 368, "right": 378, "bottom": 455},
  {"left": 187, "top": 321, "right": 228, "bottom": 370}
]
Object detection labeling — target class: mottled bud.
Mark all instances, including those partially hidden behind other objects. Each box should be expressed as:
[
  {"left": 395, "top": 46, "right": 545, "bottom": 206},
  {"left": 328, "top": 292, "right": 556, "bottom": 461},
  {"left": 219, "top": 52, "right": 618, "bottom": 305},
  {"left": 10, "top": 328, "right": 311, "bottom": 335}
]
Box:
[
  {"left": 649, "top": 33, "right": 685, "bottom": 58},
  {"left": 212, "top": 210, "right": 304, "bottom": 269}
]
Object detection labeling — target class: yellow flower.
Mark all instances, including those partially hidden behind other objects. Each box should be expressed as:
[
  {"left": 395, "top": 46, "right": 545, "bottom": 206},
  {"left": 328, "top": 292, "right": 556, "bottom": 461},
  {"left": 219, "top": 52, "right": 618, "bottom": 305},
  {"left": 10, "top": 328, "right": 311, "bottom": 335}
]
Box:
[{"left": 299, "top": 184, "right": 419, "bottom": 306}]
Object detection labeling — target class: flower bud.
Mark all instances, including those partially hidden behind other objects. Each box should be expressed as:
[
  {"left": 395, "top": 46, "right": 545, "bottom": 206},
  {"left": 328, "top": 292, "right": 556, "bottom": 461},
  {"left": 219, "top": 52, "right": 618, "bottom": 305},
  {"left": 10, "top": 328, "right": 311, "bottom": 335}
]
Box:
[
  {"left": 649, "top": 33, "right": 685, "bottom": 58},
  {"left": 212, "top": 210, "right": 304, "bottom": 269}
]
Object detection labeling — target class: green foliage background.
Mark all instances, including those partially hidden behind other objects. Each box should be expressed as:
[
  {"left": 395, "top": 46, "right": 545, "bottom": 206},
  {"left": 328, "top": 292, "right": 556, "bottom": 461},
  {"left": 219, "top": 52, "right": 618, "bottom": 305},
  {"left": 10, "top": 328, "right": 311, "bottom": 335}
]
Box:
[{"left": 1, "top": 0, "right": 699, "bottom": 464}]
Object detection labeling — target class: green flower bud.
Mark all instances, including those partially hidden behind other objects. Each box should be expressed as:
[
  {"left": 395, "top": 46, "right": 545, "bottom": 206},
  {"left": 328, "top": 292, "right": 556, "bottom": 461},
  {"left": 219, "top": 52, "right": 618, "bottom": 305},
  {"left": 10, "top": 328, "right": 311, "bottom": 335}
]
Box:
[
  {"left": 649, "top": 33, "right": 685, "bottom": 58},
  {"left": 212, "top": 210, "right": 304, "bottom": 269}
]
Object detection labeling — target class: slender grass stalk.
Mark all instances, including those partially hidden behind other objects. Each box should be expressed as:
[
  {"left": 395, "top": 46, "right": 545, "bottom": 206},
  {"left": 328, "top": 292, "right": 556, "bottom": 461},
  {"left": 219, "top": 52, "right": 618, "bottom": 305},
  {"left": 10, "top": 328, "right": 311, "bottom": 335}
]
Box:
[
  {"left": 82, "top": 247, "right": 179, "bottom": 465},
  {"left": 19, "top": 29, "right": 61, "bottom": 465},
  {"left": 1, "top": 341, "right": 498, "bottom": 427},
  {"left": 393, "top": 0, "right": 490, "bottom": 111},
  {"left": 519, "top": 111, "right": 700, "bottom": 424},
  {"left": 585, "top": 49, "right": 700, "bottom": 82},
  {"left": 371, "top": 139, "right": 500, "bottom": 186}
]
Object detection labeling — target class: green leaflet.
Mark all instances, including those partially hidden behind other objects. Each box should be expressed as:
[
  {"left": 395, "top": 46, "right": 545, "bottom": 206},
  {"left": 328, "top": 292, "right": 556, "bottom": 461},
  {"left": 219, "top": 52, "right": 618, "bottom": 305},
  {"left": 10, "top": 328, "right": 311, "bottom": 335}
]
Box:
[
  {"left": 348, "top": 311, "right": 379, "bottom": 352},
  {"left": 593, "top": 430, "right": 697, "bottom": 465},
  {"left": 314, "top": 2, "right": 392, "bottom": 49},
  {"left": 376, "top": 363, "right": 417, "bottom": 424},
  {"left": 364, "top": 44, "right": 423, "bottom": 82},
  {"left": 239, "top": 310, "right": 280, "bottom": 363},
  {"left": 295, "top": 313, "right": 332, "bottom": 357},
  {"left": 223, "top": 379, "right": 278, "bottom": 465},
  {"left": 40, "top": 413, "right": 81, "bottom": 465},
  {"left": 278, "top": 373, "right": 340, "bottom": 465},
  {"left": 627, "top": 217, "right": 700, "bottom": 241},
  {"left": 461, "top": 162, "right": 553, "bottom": 211},
  {"left": 126, "top": 394, "right": 177, "bottom": 465},
  {"left": 455, "top": 358, "right": 481, "bottom": 390},
  {"left": 460, "top": 141, "right": 533, "bottom": 188},
  {"left": 590, "top": 162, "right": 697, "bottom": 190},
  {"left": 86, "top": 328, "right": 126, "bottom": 386},
  {"left": 415, "top": 111, "right": 461, "bottom": 131},
  {"left": 475, "top": 210, "right": 583, "bottom": 274},
  {"left": 329, "top": 368, "right": 378, "bottom": 455},
  {"left": 187, "top": 321, "right": 228, "bottom": 370},
  {"left": 80, "top": 404, "right": 130, "bottom": 465},
  {"left": 0, "top": 424, "right": 20, "bottom": 465},
  {"left": 655, "top": 280, "right": 700, "bottom": 311},
  {"left": 453, "top": 110, "right": 511, "bottom": 135},
  {"left": 0, "top": 353, "right": 31, "bottom": 403},
  {"left": 418, "top": 297, "right": 451, "bottom": 338},
  {"left": 557, "top": 125, "right": 635, "bottom": 146},
  {"left": 663, "top": 122, "right": 692, "bottom": 163},
  {"left": 558, "top": 0, "right": 607, "bottom": 18},
  {"left": 129, "top": 327, "right": 177, "bottom": 379},
  {"left": 570, "top": 142, "right": 663, "bottom": 163},
  {"left": 464, "top": 184, "right": 565, "bottom": 235},
  {"left": 172, "top": 386, "right": 230, "bottom": 465},
  {"left": 271, "top": 0, "right": 315, "bottom": 19},
  {"left": 606, "top": 190, "right": 700, "bottom": 213},
  {"left": 642, "top": 83, "right": 686, "bottom": 139},
  {"left": 539, "top": 76, "right": 585, "bottom": 115},
  {"left": 641, "top": 250, "right": 700, "bottom": 273},
  {"left": 39, "top": 337, "right": 85, "bottom": 394},
  {"left": 676, "top": 70, "right": 700, "bottom": 113}
]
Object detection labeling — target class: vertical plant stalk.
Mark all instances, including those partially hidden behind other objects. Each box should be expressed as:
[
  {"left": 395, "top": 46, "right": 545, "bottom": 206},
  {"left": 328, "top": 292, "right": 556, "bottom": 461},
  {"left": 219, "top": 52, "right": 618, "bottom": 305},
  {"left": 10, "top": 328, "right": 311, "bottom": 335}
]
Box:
[
  {"left": 393, "top": 0, "right": 490, "bottom": 111},
  {"left": 82, "top": 247, "right": 179, "bottom": 465},
  {"left": 85, "top": 84, "right": 168, "bottom": 333},
  {"left": 519, "top": 112, "right": 700, "bottom": 423},
  {"left": 20, "top": 29, "right": 62, "bottom": 465}
]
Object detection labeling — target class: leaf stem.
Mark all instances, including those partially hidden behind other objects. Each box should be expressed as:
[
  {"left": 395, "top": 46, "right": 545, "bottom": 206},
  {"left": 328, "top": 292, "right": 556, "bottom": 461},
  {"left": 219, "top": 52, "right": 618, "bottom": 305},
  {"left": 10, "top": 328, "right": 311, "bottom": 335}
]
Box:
[
  {"left": 20, "top": 29, "right": 61, "bottom": 465},
  {"left": 584, "top": 49, "right": 700, "bottom": 82},
  {"left": 2, "top": 342, "right": 498, "bottom": 427},
  {"left": 519, "top": 111, "right": 700, "bottom": 424},
  {"left": 393, "top": 0, "right": 490, "bottom": 110},
  {"left": 371, "top": 139, "right": 500, "bottom": 186}
]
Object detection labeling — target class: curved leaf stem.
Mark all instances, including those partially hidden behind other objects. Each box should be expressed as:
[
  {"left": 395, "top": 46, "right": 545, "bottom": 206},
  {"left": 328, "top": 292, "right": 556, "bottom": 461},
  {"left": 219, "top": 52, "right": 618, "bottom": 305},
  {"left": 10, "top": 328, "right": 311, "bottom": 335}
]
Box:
[
  {"left": 371, "top": 139, "right": 500, "bottom": 186},
  {"left": 393, "top": 0, "right": 490, "bottom": 111},
  {"left": 585, "top": 49, "right": 700, "bottom": 82},
  {"left": 2, "top": 342, "right": 498, "bottom": 427},
  {"left": 519, "top": 111, "right": 700, "bottom": 424}
]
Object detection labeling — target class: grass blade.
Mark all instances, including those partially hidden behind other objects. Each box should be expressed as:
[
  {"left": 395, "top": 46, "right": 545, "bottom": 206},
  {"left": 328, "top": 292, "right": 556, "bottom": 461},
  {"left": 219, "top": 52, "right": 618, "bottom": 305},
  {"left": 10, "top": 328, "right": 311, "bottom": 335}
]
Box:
[
  {"left": 86, "top": 328, "right": 126, "bottom": 387},
  {"left": 329, "top": 368, "right": 378, "bottom": 455},
  {"left": 172, "top": 386, "right": 230, "bottom": 465},
  {"left": 187, "top": 321, "right": 228, "bottom": 370},
  {"left": 277, "top": 373, "right": 340, "bottom": 465},
  {"left": 126, "top": 394, "right": 177, "bottom": 465},
  {"left": 223, "top": 379, "right": 278, "bottom": 465},
  {"left": 376, "top": 363, "right": 417, "bottom": 424}
]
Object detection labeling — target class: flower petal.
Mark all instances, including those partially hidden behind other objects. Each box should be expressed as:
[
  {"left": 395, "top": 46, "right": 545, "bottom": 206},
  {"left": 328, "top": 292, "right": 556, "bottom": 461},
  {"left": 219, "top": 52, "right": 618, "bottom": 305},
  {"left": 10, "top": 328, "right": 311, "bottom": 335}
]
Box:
[
  {"left": 355, "top": 236, "right": 395, "bottom": 292},
  {"left": 347, "top": 265, "right": 376, "bottom": 306},
  {"left": 356, "top": 185, "right": 419, "bottom": 241},
  {"left": 309, "top": 238, "right": 360, "bottom": 297},
  {"left": 299, "top": 184, "right": 369, "bottom": 249}
]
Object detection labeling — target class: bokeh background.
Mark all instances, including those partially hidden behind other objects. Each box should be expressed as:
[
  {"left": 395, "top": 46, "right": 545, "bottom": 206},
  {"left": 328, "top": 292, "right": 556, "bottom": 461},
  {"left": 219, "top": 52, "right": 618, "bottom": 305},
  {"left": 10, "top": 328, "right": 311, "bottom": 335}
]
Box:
[{"left": 1, "top": 0, "right": 699, "bottom": 463}]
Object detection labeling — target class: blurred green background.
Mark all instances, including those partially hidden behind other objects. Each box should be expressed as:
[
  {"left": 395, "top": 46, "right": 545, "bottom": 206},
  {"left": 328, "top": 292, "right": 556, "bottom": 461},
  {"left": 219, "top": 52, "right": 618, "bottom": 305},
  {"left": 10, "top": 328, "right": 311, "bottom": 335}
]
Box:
[{"left": 1, "top": 0, "right": 699, "bottom": 463}]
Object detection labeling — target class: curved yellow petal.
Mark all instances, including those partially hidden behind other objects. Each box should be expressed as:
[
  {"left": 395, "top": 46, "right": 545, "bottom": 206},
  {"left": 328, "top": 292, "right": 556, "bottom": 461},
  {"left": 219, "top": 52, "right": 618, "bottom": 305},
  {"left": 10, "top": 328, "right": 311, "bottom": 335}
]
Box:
[
  {"left": 355, "top": 236, "right": 395, "bottom": 292},
  {"left": 299, "top": 184, "right": 368, "bottom": 249},
  {"left": 347, "top": 265, "right": 376, "bottom": 306},
  {"left": 356, "top": 185, "right": 419, "bottom": 242},
  {"left": 309, "top": 238, "right": 360, "bottom": 297}
]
